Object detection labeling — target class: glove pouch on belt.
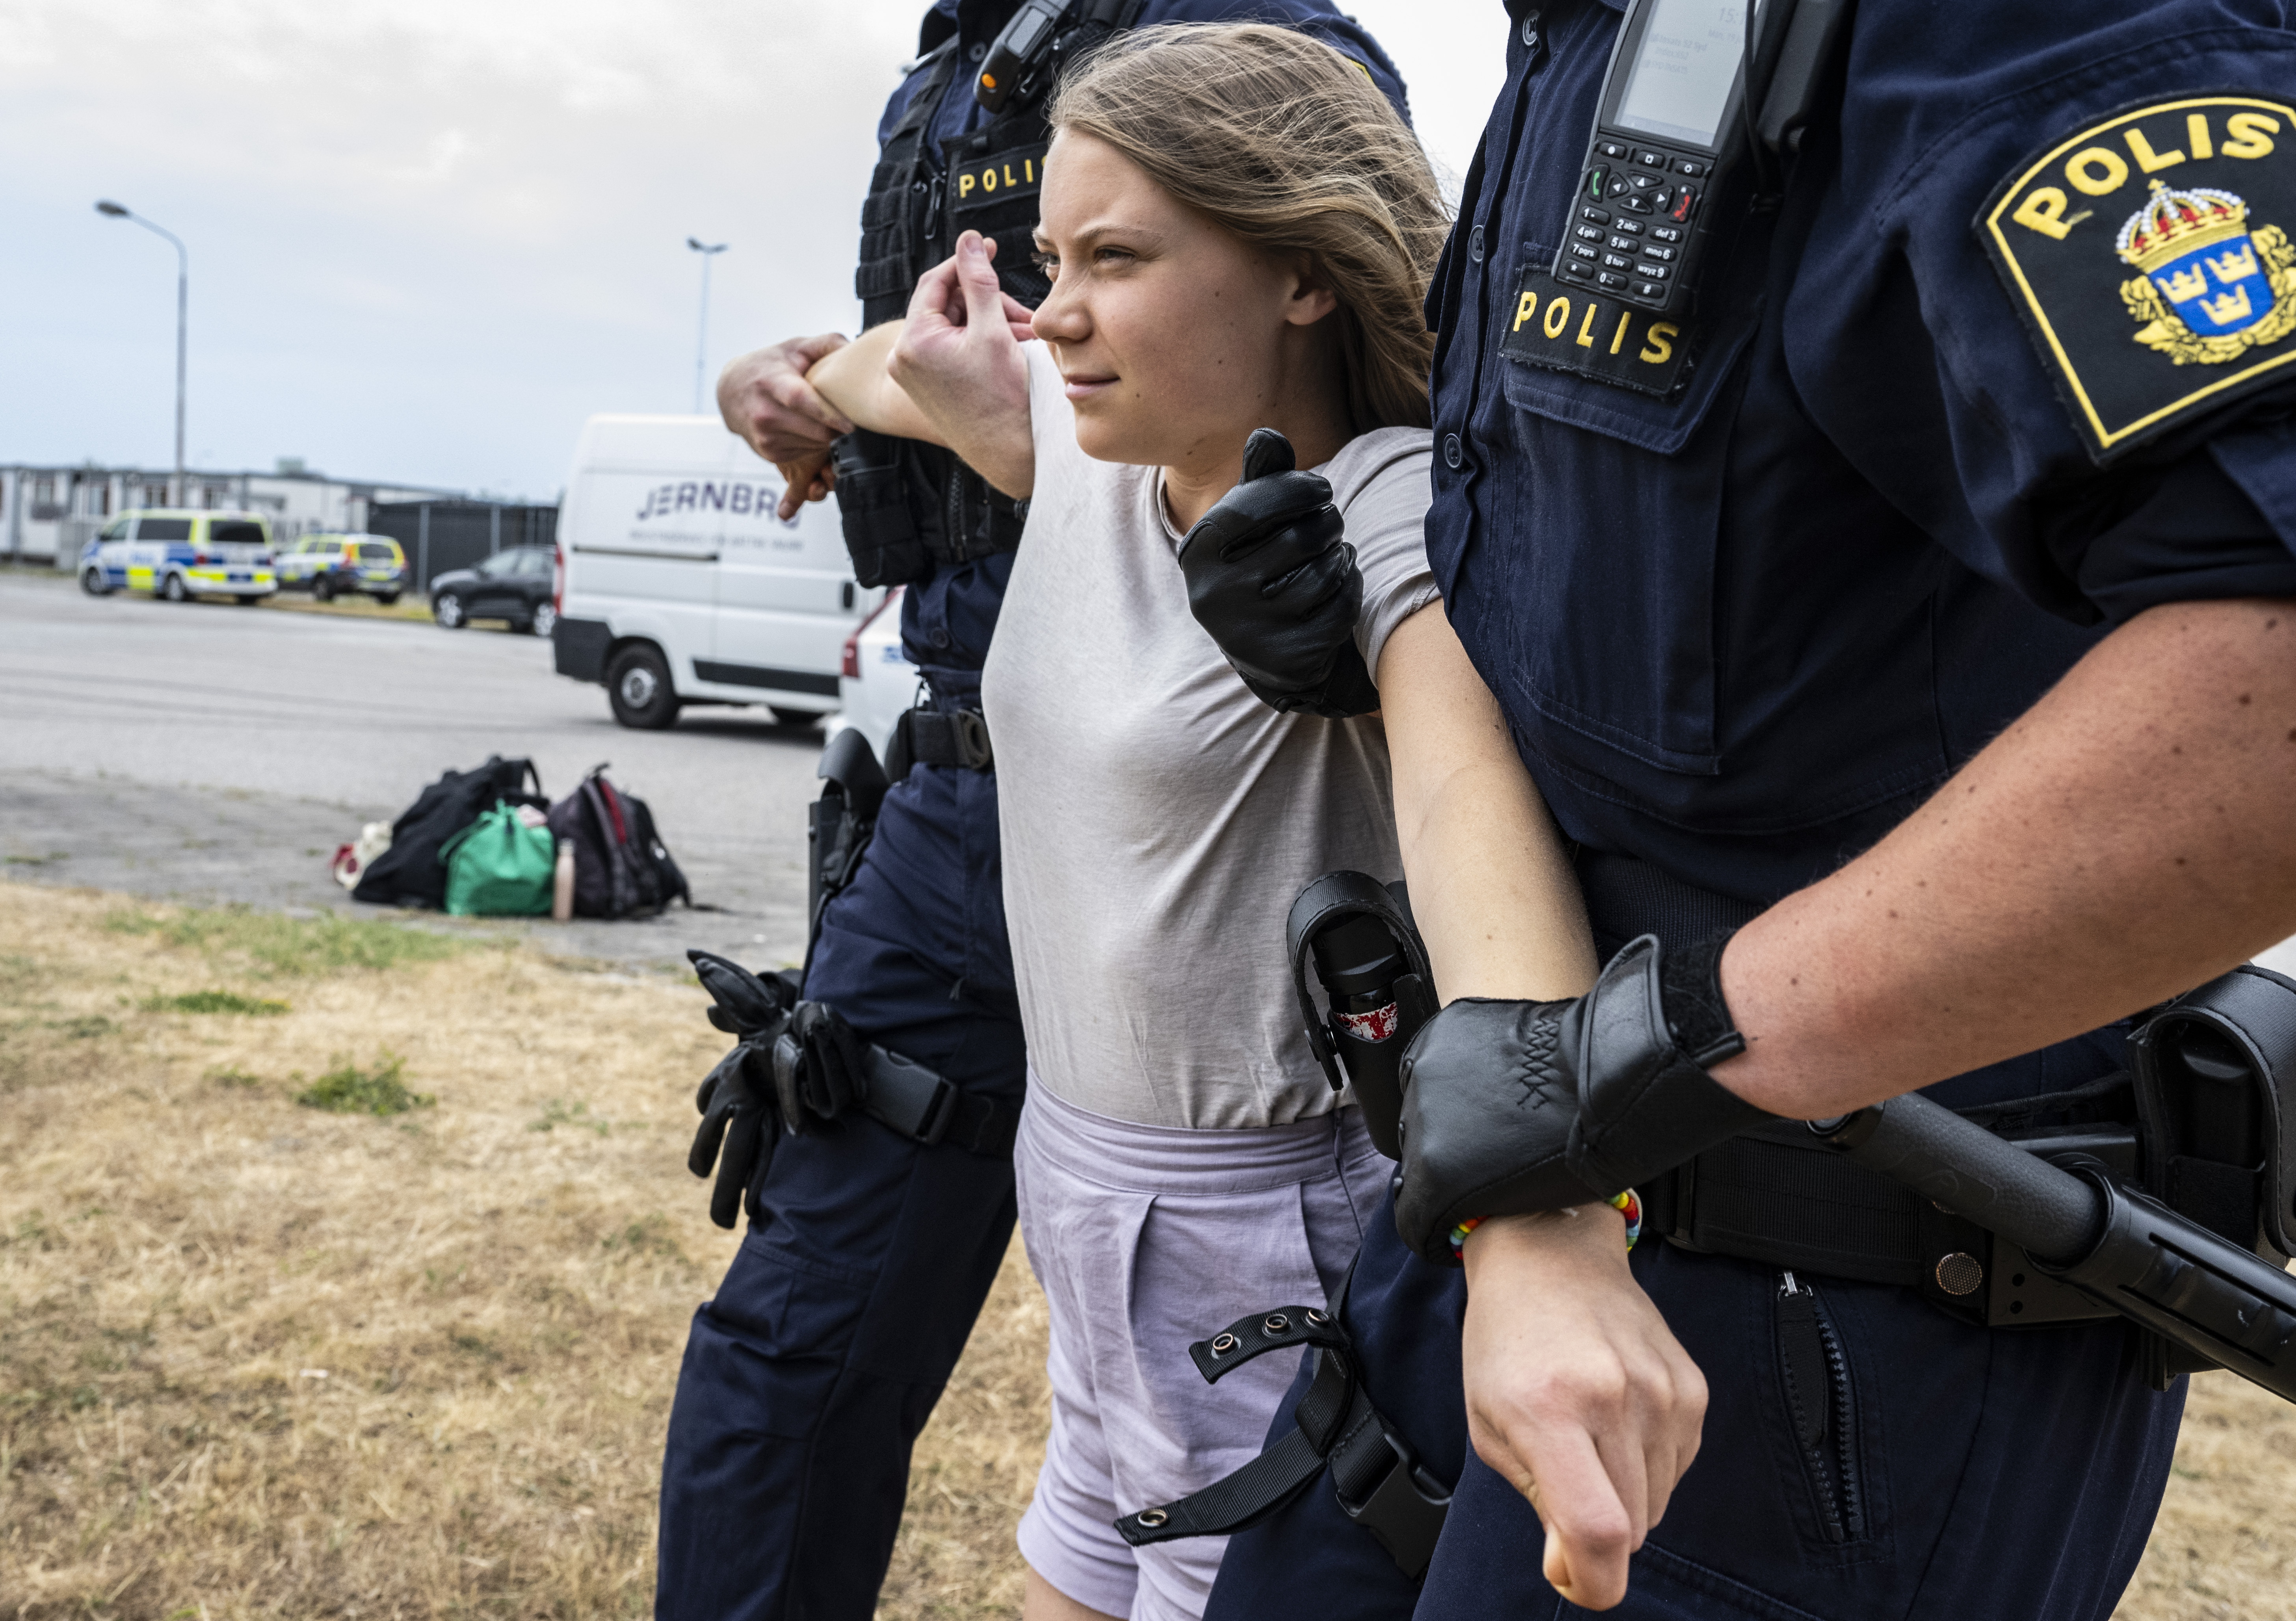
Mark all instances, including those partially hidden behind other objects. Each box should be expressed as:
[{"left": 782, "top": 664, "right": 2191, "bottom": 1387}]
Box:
[{"left": 2131, "top": 964, "right": 2296, "bottom": 1260}]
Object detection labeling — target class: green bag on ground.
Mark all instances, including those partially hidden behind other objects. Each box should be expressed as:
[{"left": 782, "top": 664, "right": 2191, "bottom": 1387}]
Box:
[{"left": 439, "top": 800, "right": 556, "bottom": 917}]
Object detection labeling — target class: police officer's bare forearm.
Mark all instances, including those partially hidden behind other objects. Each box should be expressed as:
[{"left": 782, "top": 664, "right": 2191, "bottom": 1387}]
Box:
[
  {"left": 1450, "top": 590, "right": 2296, "bottom": 1609},
  {"left": 1713, "top": 595, "right": 2296, "bottom": 1117}
]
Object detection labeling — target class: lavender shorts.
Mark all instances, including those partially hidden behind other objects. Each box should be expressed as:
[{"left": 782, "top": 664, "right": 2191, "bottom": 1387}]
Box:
[{"left": 1013, "top": 1081, "right": 1389, "bottom": 1621}]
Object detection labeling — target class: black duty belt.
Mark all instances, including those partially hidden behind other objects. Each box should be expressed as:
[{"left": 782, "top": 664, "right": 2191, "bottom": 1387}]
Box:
[
  {"left": 1573, "top": 847, "right": 2133, "bottom": 1325},
  {"left": 861, "top": 1041, "right": 1019, "bottom": 1156},
  {"left": 888, "top": 705, "right": 994, "bottom": 777}
]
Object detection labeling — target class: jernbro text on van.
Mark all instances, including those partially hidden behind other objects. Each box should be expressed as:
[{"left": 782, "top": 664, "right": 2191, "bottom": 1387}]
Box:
[{"left": 634, "top": 482, "right": 786, "bottom": 522}]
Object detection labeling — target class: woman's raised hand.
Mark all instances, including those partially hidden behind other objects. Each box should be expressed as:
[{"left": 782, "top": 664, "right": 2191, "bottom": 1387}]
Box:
[{"left": 889, "top": 231, "right": 1037, "bottom": 498}]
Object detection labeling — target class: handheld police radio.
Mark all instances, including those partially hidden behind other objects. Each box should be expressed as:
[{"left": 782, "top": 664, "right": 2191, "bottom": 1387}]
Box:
[
  {"left": 1557, "top": 0, "right": 1852, "bottom": 316},
  {"left": 1288, "top": 872, "right": 1438, "bottom": 1160}
]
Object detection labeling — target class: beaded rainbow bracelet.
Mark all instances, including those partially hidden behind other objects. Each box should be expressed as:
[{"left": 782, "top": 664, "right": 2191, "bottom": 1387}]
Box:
[{"left": 1448, "top": 1188, "right": 1642, "bottom": 1259}]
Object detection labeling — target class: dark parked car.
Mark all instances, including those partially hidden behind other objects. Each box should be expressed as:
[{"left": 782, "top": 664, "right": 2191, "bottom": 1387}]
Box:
[{"left": 429, "top": 548, "right": 557, "bottom": 634}]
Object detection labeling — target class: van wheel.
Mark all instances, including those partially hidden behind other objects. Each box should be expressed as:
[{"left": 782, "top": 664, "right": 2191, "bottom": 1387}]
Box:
[
  {"left": 233, "top": 593, "right": 260, "bottom": 605},
  {"left": 313, "top": 576, "right": 335, "bottom": 603},
  {"left": 769, "top": 707, "right": 820, "bottom": 729},
  {"left": 375, "top": 592, "right": 401, "bottom": 606},
  {"left": 80, "top": 568, "right": 111, "bottom": 596},
  {"left": 162, "top": 573, "right": 190, "bottom": 603},
  {"left": 608, "top": 646, "right": 680, "bottom": 730},
  {"left": 433, "top": 592, "right": 467, "bottom": 629}
]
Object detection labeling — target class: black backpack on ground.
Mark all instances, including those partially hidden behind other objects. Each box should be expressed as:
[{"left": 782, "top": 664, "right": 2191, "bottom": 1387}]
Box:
[
  {"left": 547, "top": 765, "right": 691, "bottom": 919},
  {"left": 353, "top": 756, "right": 548, "bottom": 909}
]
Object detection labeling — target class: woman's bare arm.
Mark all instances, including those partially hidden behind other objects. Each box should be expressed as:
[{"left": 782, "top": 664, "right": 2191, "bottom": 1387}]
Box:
[
  {"left": 1379, "top": 605, "right": 1593, "bottom": 1001},
  {"left": 805, "top": 323, "right": 941, "bottom": 447},
  {"left": 1377, "top": 607, "right": 1702, "bottom": 1614},
  {"left": 794, "top": 234, "right": 1039, "bottom": 502}
]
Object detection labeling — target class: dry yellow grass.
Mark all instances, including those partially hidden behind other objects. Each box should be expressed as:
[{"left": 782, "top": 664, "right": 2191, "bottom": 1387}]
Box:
[
  {"left": 2, "top": 875, "right": 2290, "bottom": 1619},
  {"left": 0, "top": 879, "right": 1044, "bottom": 1619}
]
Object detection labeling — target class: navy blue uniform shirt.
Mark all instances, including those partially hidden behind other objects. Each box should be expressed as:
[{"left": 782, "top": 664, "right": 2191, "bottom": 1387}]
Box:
[
  {"left": 1429, "top": 0, "right": 2296, "bottom": 912},
  {"left": 875, "top": 0, "right": 1409, "bottom": 683}
]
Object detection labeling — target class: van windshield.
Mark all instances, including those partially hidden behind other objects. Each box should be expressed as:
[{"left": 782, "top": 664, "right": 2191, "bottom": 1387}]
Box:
[{"left": 208, "top": 522, "right": 265, "bottom": 548}]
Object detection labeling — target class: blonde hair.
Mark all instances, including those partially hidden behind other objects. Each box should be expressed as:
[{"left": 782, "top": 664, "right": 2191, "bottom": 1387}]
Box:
[{"left": 1047, "top": 23, "right": 1448, "bottom": 433}]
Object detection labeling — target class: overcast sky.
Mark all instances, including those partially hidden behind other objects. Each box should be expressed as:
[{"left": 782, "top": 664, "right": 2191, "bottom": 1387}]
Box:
[{"left": 0, "top": 2, "right": 1507, "bottom": 501}]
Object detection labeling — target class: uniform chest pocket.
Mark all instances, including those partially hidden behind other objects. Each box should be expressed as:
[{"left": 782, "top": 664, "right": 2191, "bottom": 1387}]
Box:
[{"left": 1470, "top": 243, "right": 1764, "bottom": 796}]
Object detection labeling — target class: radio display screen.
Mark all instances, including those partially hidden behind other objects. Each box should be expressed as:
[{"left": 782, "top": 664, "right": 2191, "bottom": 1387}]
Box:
[{"left": 1613, "top": 0, "right": 1750, "bottom": 150}]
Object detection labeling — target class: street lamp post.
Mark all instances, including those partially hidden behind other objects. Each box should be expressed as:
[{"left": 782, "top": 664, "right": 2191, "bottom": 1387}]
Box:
[
  {"left": 687, "top": 237, "right": 728, "bottom": 415},
  {"left": 96, "top": 201, "right": 188, "bottom": 508}
]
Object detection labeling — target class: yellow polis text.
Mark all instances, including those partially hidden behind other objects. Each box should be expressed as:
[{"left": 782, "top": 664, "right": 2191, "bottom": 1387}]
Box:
[
  {"left": 1514, "top": 290, "right": 1677, "bottom": 366},
  {"left": 957, "top": 157, "right": 1040, "bottom": 201},
  {"left": 2012, "top": 109, "right": 2279, "bottom": 240}
]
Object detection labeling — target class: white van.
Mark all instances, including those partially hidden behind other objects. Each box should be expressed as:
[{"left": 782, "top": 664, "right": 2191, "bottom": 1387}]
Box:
[{"left": 551, "top": 414, "right": 878, "bottom": 730}]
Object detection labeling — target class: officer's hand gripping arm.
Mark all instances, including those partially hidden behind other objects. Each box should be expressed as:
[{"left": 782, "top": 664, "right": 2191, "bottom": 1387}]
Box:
[
  {"left": 715, "top": 336, "right": 855, "bottom": 519},
  {"left": 1177, "top": 428, "right": 1380, "bottom": 719},
  {"left": 1393, "top": 935, "right": 1774, "bottom": 1264}
]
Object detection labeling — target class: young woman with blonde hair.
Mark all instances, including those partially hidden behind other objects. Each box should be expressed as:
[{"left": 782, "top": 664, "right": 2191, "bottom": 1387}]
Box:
[{"left": 789, "top": 24, "right": 1616, "bottom": 1620}]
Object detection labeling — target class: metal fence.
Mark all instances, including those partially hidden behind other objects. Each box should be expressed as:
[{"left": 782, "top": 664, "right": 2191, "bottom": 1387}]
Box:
[{"left": 368, "top": 501, "right": 560, "bottom": 593}]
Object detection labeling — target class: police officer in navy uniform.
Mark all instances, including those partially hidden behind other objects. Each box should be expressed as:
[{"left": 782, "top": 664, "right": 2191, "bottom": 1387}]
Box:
[
  {"left": 658, "top": 6, "right": 1407, "bottom": 1618},
  {"left": 1195, "top": 1, "right": 2296, "bottom": 1617}
]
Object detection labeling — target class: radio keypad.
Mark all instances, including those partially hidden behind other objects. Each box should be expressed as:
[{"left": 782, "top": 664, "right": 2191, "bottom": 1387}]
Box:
[{"left": 1562, "top": 136, "right": 1707, "bottom": 314}]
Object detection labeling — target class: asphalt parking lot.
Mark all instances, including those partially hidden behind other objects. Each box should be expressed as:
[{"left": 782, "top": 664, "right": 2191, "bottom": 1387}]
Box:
[{"left": 0, "top": 567, "right": 825, "bottom": 967}]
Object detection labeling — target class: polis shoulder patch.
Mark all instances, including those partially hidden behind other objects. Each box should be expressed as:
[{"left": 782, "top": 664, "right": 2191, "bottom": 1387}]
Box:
[
  {"left": 1978, "top": 93, "right": 2296, "bottom": 462},
  {"left": 1500, "top": 264, "right": 1692, "bottom": 397}
]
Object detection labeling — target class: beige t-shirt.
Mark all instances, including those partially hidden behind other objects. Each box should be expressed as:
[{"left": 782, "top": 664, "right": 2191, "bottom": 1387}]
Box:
[{"left": 982, "top": 341, "right": 1439, "bottom": 1129}]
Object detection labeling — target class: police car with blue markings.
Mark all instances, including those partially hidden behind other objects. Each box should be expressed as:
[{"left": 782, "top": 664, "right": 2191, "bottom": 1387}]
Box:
[{"left": 79, "top": 510, "right": 278, "bottom": 604}]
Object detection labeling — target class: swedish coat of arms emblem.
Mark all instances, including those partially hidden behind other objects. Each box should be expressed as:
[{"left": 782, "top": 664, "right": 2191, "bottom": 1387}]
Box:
[
  {"left": 2117, "top": 180, "right": 2296, "bottom": 364},
  {"left": 1978, "top": 92, "right": 2296, "bottom": 462}
]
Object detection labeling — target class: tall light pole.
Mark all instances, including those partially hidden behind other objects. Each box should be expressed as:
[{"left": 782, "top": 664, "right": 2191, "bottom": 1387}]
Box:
[
  {"left": 687, "top": 237, "right": 728, "bottom": 414},
  {"left": 96, "top": 201, "right": 187, "bottom": 508}
]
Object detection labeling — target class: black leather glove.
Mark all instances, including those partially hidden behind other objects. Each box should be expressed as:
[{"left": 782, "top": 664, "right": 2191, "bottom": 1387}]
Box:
[
  {"left": 772, "top": 1001, "right": 870, "bottom": 1128},
  {"left": 1392, "top": 934, "right": 1774, "bottom": 1264},
  {"left": 1176, "top": 427, "right": 1380, "bottom": 719},
  {"left": 687, "top": 950, "right": 799, "bottom": 1229}
]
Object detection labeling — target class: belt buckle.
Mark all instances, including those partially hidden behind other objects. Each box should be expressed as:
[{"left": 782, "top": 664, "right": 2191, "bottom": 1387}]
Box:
[
  {"left": 1331, "top": 1416, "right": 1451, "bottom": 1580},
  {"left": 951, "top": 709, "right": 994, "bottom": 771}
]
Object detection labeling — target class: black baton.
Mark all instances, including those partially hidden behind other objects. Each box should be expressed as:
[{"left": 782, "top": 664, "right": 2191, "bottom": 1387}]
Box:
[{"left": 1814, "top": 1093, "right": 2296, "bottom": 1404}]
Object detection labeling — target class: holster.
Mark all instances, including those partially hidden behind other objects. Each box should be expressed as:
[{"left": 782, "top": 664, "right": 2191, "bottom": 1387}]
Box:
[
  {"left": 1285, "top": 871, "right": 1437, "bottom": 1160},
  {"left": 807, "top": 728, "right": 890, "bottom": 951}
]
